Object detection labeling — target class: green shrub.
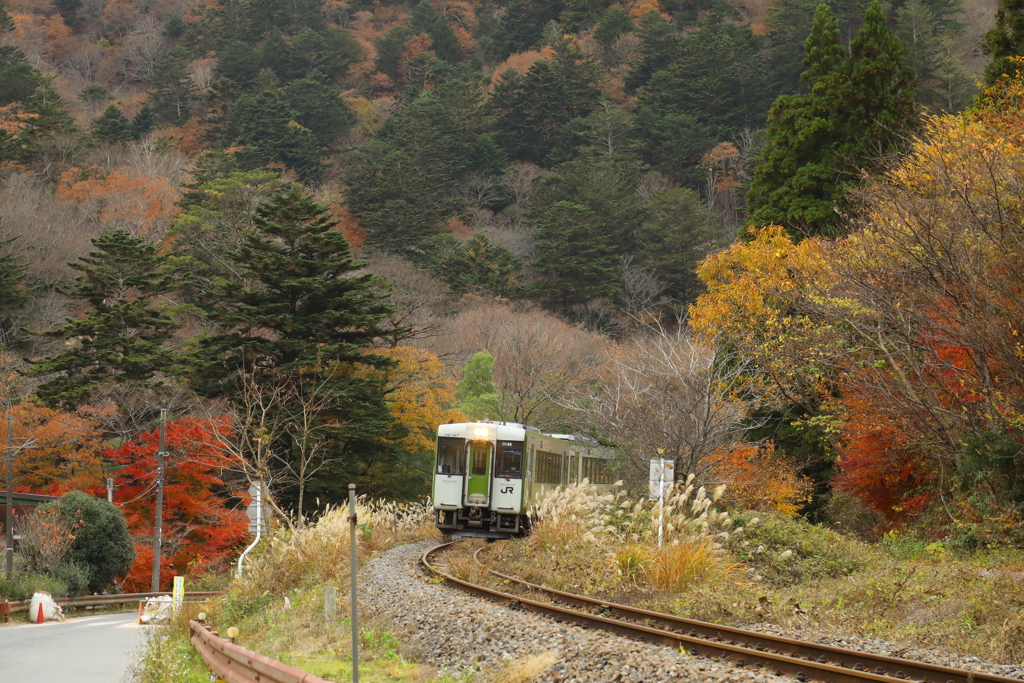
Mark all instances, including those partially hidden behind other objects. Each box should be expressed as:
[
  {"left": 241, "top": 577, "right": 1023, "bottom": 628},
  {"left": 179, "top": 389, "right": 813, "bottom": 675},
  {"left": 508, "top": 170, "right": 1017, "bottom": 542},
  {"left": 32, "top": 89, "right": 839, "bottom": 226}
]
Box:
[
  {"left": 43, "top": 490, "right": 135, "bottom": 593},
  {"left": 727, "top": 512, "right": 872, "bottom": 586},
  {"left": 52, "top": 560, "right": 90, "bottom": 596},
  {"left": 0, "top": 571, "right": 69, "bottom": 600}
]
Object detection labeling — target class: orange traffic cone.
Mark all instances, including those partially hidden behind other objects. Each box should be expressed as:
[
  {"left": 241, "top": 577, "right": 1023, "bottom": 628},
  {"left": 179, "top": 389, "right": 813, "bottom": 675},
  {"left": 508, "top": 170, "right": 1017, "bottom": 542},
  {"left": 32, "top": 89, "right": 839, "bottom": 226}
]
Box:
[{"left": 36, "top": 602, "right": 44, "bottom": 624}]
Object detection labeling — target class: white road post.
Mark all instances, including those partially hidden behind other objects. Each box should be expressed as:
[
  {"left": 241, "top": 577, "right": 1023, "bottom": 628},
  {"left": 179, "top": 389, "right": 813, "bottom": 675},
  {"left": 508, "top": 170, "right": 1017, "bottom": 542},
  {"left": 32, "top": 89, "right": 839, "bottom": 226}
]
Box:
[{"left": 237, "top": 480, "right": 263, "bottom": 579}]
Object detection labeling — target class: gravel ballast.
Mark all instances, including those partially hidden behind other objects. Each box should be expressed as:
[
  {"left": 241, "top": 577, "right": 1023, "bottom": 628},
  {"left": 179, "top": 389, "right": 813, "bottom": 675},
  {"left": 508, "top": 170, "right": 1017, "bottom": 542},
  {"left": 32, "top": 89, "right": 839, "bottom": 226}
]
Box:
[{"left": 361, "top": 542, "right": 1024, "bottom": 682}]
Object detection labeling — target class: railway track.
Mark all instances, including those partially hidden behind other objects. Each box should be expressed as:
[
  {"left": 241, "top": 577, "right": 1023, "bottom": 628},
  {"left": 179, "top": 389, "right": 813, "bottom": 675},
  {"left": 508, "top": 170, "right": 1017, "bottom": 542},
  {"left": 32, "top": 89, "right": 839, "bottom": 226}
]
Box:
[{"left": 422, "top": 542, "right": 1021, "bottom": 683}]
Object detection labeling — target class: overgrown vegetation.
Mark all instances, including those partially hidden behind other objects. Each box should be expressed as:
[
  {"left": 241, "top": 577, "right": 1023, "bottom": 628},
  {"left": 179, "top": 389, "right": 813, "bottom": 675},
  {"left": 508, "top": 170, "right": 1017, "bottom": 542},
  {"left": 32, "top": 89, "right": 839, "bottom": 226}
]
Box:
[
  {"left": 133, "top": 498, "right": 450, "bottom": 683},
  {"left": 467, "top": 483, "right": 1024, "bottom": 667}
]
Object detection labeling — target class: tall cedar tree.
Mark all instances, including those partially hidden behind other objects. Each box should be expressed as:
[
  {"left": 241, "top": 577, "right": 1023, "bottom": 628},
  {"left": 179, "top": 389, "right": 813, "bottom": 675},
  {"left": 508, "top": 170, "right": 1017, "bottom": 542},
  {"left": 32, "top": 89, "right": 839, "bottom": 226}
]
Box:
[
  {"left": 983, "top": 0, "right": 1024, "bottom": 85},
  {"left": 26, "top": 231, "right": 179, "bottom": 410},
  {"left": 0, "top": 2, "right": 12, "bottom": 32},
  {"left": 192, "top": 186, "right": 402, "bottom": 508},
  {"left": 0, "top": 233, "right": 28, "bottom": 345},
  {"left": 91, "top": 104, "right": 133, "bottom": 144},
  {"left": 148, "top": 47, "right": 196, "bottom": 125},
  {"left": 747, "top": 2, "right": 916, "bottom": 238}
]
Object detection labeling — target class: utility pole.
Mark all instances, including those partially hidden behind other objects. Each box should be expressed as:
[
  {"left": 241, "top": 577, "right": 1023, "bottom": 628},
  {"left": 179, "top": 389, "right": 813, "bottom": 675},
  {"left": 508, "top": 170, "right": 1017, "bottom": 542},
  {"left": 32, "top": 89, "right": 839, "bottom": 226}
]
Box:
[
  {"left": 106, "top": 478, "right": 114, "bottom": 503},
  {"left": 5, "top": 412, "right": 13, "bottom": 580},
  {"left": 150, "top": 408, "right": 168, "bottom": 593}
]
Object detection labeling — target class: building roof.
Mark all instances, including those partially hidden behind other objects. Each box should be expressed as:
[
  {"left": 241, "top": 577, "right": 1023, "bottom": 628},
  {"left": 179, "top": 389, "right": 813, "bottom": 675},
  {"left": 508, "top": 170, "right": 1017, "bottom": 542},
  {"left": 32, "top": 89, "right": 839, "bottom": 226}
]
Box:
[{"left": 0, "top": 491, "right": 59, "bottom": 504}]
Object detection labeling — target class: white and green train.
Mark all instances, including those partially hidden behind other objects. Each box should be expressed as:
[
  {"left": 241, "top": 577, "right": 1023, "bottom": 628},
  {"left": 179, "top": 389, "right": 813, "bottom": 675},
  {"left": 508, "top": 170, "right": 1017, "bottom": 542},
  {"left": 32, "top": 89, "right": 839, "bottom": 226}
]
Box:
[{"left": 432, "top": 421, "right": 616, "bottom": 539}]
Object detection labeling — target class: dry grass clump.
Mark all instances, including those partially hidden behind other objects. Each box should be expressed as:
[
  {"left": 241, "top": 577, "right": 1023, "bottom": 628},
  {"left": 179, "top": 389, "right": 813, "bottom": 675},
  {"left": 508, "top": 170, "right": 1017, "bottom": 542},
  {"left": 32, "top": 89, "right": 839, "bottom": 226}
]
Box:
[
  {"left": 990, "top": 609, "right": 1024, "bottom": 663},
  {"left": 528, "top": 480, "right": 614, "bottom": 551},
  {"left": 490, "top": 650, "right": 559, "bottom": 683},
  {"left": 229, "top": 498, "right": 439, "bottom": 609},
  {"left": 358, "top": 497, "right": 441, "bottom": 553},
  {"left": 646, "top": 536, "right": 742, "bottom": 590},
  {"left": 504, "top": 476, "right": 742, "bottom": 594}
]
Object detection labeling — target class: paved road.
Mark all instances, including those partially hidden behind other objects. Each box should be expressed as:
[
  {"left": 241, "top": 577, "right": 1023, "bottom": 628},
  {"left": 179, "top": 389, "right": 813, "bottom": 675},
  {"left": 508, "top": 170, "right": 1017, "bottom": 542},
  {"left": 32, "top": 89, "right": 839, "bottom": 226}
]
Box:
[{"left": 0, "top": 612, "right": 145, "bottom": 682}]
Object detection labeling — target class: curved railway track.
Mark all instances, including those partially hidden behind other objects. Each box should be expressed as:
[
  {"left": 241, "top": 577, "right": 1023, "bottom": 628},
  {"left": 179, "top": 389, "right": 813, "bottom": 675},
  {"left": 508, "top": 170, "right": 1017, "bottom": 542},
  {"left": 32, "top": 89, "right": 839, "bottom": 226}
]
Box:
[{"left": 421, "top": 542, "right": 1021, "bottom": 683}]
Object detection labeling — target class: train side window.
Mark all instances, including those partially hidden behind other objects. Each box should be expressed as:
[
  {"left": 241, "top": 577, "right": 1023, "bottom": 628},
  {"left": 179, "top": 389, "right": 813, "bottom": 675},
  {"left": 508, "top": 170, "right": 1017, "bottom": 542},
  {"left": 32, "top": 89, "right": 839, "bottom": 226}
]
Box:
[
  {"left": 437, "top": 437, "right": 466, "bottom": 475},
  {"left": 535, "top": 450, "right": 562, "bottom": 484},
  {"left": 496, "top": 441, "right": 524, "bottom": 478},
  {"left": 582, "top": 456, "right": 614, "bottom": 484}
]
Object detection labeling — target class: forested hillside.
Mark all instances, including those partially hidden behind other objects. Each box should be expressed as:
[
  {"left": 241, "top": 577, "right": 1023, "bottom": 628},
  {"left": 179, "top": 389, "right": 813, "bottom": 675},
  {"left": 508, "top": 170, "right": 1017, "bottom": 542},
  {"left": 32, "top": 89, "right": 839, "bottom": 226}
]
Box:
[{"left": 1, "top": 0, "right": 1023, "bottom": 590}]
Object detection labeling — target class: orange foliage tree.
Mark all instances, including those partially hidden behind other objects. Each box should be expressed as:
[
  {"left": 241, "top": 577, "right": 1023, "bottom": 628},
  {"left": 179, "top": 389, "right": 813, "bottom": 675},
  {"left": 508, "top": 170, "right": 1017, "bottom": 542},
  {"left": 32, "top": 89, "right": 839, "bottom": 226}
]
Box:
[
  {"left": 1, "top": 402, "right": 116, "bottom": 496},
  {"left": 355, "top": 346, "right": 464, "bottom": 498},
  {"left": 57, "top": 165, "right": 181, "bottom": 240},
  {"left": 708, "top": 442, "right": 813, "bottom": 516},
  {"left": 375, "top": 346, "right": 464, "bottom": 455},
  {"left": 107, "top": 418, "right": 249, "bottom": 591},
  {"left": 689, "top": 224, "right": 841, "bottom": 419}
]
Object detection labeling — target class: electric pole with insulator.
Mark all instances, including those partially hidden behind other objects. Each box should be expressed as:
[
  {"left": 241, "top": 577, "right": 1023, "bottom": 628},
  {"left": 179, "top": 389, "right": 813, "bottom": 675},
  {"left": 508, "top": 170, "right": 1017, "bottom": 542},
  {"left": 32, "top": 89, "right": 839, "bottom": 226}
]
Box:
[{"left": 150, "top": 408, "right": 168, "bottom": 593}]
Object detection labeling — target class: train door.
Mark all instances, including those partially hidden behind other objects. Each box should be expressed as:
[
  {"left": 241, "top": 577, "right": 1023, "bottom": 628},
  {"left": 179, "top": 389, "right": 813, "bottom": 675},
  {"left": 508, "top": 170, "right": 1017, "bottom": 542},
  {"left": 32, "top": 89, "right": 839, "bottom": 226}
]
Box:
[{"left": 464, "top": 441, "right": 493, "bottom": 506}]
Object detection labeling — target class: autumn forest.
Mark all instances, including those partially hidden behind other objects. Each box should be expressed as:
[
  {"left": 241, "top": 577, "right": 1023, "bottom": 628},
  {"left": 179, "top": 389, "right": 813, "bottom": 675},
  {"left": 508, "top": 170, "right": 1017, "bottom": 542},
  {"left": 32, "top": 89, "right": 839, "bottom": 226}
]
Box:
[{"left": 1, "top": 0, "right": 1023, "bottom": 589}]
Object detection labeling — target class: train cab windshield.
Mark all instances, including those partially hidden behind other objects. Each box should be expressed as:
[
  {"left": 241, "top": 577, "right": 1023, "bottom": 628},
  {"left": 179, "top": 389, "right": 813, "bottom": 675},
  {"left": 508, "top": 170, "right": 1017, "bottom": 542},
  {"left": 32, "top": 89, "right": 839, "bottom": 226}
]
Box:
[
  {"left": 496, "top": 440, "right": 524, "bottom": 478},
  {"left": 437, "top": 437, "right": 466, "bottom": 475}
]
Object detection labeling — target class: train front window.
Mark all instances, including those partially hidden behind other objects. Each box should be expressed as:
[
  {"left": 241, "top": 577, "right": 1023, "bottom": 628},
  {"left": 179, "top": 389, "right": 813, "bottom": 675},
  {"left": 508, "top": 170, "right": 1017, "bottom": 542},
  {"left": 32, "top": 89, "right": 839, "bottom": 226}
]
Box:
[
  {"left": 496, "top": 441, "right": 523, "bottom": 478},
  {"left": 470, "top": 442, "right": 492, "bottom": 476},
  {"left": 437, "top": 437, "right": 466, "bottom": 475}
]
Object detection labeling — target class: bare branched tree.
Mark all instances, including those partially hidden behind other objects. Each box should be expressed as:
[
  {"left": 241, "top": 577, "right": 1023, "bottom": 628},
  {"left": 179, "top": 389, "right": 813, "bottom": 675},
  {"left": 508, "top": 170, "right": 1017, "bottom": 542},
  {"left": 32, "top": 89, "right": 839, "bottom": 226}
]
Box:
[
  {"left": 363, "top": 253, "right": 453, "bottom": 347},
  {"left": 428, "top": 300, "right": 606, "bottom": 429},
  {"left": 564, "top": 319, "right": 757, "bottom": 489}
]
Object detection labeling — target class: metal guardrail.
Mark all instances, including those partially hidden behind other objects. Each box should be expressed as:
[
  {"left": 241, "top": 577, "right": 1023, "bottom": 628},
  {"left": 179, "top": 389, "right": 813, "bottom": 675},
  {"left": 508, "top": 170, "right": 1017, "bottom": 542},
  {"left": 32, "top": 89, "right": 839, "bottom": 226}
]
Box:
[
  {"left": 0, "top": 591, "right": 222, "bottom": 621},
  {"left": 189, "top": 620, "right": 331, "bottom": 683}
]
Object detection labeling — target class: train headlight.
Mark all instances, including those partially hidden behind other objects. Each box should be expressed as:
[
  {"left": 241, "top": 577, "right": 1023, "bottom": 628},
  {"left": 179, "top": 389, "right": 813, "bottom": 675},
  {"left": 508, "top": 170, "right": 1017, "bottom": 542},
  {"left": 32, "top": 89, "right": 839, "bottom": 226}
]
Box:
[{"left": 472, "top": 427, "right": 490, "bottom": 439}]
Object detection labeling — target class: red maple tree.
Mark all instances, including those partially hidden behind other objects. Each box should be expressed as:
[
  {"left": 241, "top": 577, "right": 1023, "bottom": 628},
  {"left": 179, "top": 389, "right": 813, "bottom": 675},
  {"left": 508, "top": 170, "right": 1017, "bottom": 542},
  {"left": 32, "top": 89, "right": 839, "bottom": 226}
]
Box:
[{"left": 106, "top": 417, "right": 250, "bottom": 591}]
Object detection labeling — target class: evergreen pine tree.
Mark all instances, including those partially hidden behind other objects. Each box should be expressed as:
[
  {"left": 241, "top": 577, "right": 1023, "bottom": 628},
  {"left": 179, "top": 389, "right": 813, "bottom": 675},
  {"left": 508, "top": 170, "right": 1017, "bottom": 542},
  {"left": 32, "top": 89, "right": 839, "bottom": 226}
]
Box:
[
  {"left": 833, "top": 0, "right": 917, "bottom": 160},
  {"left": 624, "top": 11, "right": 680, "bottom": 92},
  {"left": 221, "top": 88, "right": 325, "bottom": 181},
  {"left": 0, "top": 2, "right": 13, "bottom": 33},
  {"left": 0, "top": 233, "right": 28, "bottom": 345},
  {"left": 747, "top": 2, "right": 916, "bottom": 237},
  {"left": 490, "top": 32, "right": 603, "bottom": 165},
  {"left": 435, "top": 234, "right": 522, "bottom": 297},
  {"left": 488, "top": 0, "right": 565, "bottom": 60},
  {"left": 374, "top": 26, "right": 412, "bottom": 82},
  {"left": 130, "top": 105, "right": 155, "bottom": 139},
  {"left": 594, "top": 7, "right": 634, "bottom": 49},
  {"left": 26, "top": 231, "right": 180, "bottom": 410},
  {"left": 192, "top": 185, "right": 402, "bottom": 507},
  {"left": 214, "top": 41, "right": 261, "bottom": 90},
  {"left": 162, "top": 15, "right": 186, "bottom": 39},
  {"left": 982, "top": 0, "right": 1024, "bottom": 85},
  {"left": 411, "top": 0, "right": 463, "bottom": 64},
  {"left": 91, "top": 104, "right": 133, "bottom": 144},
  {"left": 533, "top": 200, "right": 621, "bottom": 312},
  {"left": 148, "top": 47, "right": 196, "bottom": 125}
]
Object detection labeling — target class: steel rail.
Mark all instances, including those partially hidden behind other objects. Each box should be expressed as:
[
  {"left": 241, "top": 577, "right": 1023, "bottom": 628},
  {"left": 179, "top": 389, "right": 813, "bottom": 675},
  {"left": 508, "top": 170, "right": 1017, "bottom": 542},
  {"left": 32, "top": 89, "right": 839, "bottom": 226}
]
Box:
[{"left": 422, "top": 543, "right": 1021, "bottom": 683}]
